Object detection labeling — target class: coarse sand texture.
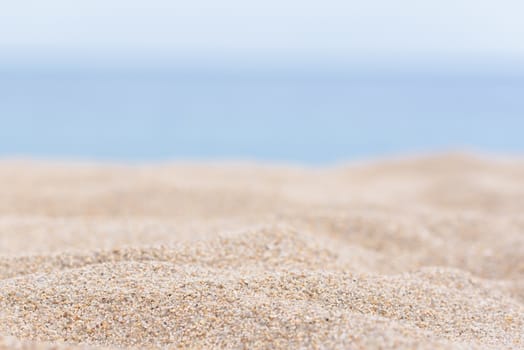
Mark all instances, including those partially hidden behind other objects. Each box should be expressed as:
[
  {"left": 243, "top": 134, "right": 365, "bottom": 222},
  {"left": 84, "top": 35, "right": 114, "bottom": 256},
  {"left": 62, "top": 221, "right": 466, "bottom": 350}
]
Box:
[{"left": 0, "top": 154, "right": 523, "bottom": 349}]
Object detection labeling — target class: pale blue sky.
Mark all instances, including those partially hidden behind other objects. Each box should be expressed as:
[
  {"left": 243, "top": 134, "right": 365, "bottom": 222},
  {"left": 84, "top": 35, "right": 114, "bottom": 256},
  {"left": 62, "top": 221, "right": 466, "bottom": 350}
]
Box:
[
  {"left": 1, "top": 0, "right": 524, "bottom": 68},
  {"left": 1, "top": 1, "right": 523, "bottom": 162}
]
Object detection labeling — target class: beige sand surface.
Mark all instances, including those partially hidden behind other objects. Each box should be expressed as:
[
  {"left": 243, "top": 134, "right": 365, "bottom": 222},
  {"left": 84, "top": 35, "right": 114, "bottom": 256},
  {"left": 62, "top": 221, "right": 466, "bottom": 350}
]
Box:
[{"left": 0, "top": 154, "right": 523, "bottom": 349}]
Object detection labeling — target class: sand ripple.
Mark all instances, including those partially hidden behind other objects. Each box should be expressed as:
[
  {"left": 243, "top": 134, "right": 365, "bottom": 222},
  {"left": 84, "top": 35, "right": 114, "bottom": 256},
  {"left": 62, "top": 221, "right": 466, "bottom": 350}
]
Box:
[{"left": 0, "top": 154, "right": 523, "bottom": 349}]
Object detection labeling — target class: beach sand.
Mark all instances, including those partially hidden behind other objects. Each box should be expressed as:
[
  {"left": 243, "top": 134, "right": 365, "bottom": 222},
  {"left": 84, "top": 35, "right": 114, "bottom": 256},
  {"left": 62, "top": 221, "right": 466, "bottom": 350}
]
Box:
[{"left": 0, "top": 154, "right": 523, "bottom": 349}]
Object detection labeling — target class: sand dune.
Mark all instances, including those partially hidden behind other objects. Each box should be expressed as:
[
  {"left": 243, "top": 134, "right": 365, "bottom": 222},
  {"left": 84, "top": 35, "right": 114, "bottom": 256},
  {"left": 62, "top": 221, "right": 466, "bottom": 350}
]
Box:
[{"left": 0, "top": 154, "right": 523, "bottom": 349}]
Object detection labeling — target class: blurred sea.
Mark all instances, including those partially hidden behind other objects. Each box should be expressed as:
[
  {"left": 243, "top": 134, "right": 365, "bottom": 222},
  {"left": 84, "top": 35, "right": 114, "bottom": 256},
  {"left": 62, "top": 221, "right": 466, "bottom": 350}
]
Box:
[{"left": 1, "top": 68, "right": 523, "bottom": 164}]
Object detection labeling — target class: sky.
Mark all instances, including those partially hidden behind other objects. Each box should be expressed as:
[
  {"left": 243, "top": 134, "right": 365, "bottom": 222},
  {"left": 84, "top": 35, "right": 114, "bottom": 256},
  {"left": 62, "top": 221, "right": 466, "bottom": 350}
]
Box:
[
  {"left": 1, "top": 0, "right": 524, "bottom": 68},
  {"left": 1, "top": 1, "right": 523, "bottom": 162}
]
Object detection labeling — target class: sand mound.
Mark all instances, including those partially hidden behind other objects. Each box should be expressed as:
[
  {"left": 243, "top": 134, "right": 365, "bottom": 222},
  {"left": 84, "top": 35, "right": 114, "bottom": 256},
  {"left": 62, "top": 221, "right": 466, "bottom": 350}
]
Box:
[{"left": 0, "top": 154, "right": 523, "bottom": 349}]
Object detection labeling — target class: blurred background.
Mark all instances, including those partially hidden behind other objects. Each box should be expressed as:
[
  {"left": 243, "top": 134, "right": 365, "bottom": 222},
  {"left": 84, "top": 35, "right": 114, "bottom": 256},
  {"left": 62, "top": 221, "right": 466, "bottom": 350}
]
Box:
[{"left": 0, "top": 0, "right": 523, "bottom": 164}]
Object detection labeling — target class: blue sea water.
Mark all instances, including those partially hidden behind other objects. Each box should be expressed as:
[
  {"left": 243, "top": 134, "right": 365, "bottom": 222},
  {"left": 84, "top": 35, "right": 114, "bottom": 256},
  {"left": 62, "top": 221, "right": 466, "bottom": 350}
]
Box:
[{"left": 0, "top": 69, "right": 523, "bottom": 164}]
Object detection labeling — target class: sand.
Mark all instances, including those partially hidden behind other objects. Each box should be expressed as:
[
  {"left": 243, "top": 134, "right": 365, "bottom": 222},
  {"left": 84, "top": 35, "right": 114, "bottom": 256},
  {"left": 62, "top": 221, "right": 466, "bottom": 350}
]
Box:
[{"left": 0, "top": 154, "right": 522, "bottom": 349}]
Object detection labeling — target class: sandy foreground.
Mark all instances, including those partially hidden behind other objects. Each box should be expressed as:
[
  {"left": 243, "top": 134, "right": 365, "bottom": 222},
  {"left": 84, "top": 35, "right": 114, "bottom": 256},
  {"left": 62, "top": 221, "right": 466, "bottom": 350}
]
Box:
[{"left": 0, "top": 154, "right": 522, "bottom": 349}]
